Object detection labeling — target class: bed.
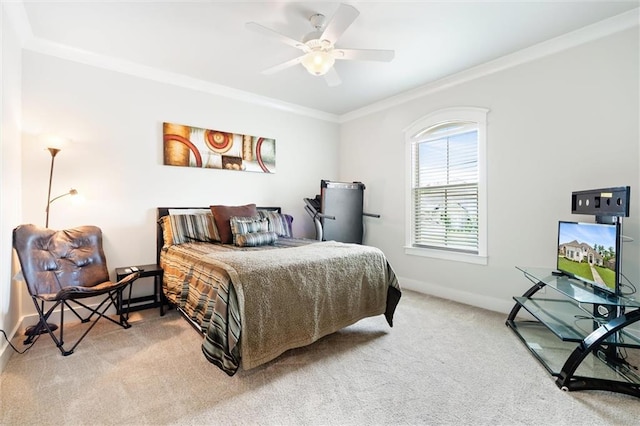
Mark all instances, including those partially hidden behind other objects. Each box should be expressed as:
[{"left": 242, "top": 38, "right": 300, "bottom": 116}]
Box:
[{"left": 157, "top": 205, "right": 401, "bottom": 375}]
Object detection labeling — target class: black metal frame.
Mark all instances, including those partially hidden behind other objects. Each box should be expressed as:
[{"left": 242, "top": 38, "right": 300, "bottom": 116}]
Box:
[
  {"left": 556, "top": 309, "right": 640, "bottom": 397},
  {"left": 24, "top": 276, "right": 137, "bottom": 356},
  {"left": 506, "top": 275, "right": 640, "bottom": 398}
]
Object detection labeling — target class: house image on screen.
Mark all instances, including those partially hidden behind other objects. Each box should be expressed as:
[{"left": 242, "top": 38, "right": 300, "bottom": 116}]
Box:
[{"left": 558, "top": 240, "right": 604, "bottom": 266}]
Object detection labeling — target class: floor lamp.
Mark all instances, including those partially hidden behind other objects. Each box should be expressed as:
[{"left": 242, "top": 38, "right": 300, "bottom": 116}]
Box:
[
  {"left": 26, "top": 145, "right": 78, "bottom": 337},
  {"left": 44, "top": 147, "right": 77, "bottom": 228}
]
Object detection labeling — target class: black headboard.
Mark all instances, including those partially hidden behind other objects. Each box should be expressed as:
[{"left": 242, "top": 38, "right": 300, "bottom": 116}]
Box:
[{"left": 156, "top": 206, "right": 281, "bottom": 264}]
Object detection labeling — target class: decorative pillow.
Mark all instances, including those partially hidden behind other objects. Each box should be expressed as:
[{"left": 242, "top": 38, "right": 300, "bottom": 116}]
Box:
[
  {"left": 234, "top": 231, "right": 278, "bottom": 247},
  {"left": 210, "top": 204, "right": 258, "bottom": 244},
  {"left": 168, "top": 208, "right": 211, "bottom": 216},
  {"left": 258, "top": 210, "right": 294, "bottom": 238},
  {"left": 230, "top": 216, "right": 269, "bottom": 237},
  {"left": 159, "top": 216, "right": 176, "bottom": 248},
  {"left": 159, "top": 213, "right": 220, "bottom": 247}
]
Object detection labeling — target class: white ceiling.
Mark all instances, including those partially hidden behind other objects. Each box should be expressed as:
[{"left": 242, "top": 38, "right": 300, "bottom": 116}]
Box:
[{"left": 16, "top": 1, "right": 640, "bottom": 117}]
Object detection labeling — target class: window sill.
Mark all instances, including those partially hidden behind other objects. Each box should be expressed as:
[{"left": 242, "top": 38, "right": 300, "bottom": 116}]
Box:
[{"left": 404, "top": 246, "right": 488, "bottom": 265}]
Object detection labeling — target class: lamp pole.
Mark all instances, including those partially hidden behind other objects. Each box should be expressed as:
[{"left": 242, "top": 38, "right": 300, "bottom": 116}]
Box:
[
  {"left": 45, "top": 147, "right": 60, "bottom": 228},
  {"left": 28, "top": 146, "right": 63, "bottom": 336}
]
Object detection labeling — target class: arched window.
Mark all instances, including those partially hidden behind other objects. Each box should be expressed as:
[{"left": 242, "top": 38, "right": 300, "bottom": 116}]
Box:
[{"left": 404, "top": 107, "right": 489, "bottom": 264}]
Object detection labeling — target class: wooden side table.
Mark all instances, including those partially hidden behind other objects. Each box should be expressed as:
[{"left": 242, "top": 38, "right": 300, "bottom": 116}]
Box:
[{"left": 115, "top": 263, "right": 165, "bottom": 317}]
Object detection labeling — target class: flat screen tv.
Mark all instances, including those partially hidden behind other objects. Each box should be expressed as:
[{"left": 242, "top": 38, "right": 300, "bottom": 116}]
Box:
[{"left": 557, "top": 221, "right": 620, "bottom": 294}]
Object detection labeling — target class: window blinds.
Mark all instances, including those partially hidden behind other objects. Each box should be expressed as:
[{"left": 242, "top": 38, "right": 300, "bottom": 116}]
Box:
[{"left": 412, "top": 130, "right": 479, "bottom": 253}]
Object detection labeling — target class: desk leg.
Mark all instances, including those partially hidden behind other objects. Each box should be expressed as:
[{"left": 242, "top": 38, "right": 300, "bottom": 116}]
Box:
[
  {"left": 156, "top": 273, "right": 165, "bottom": 316},
  {"left": 117, "top": 286, "right": 122, "bottom": 315},
  {"left": 126, "top": 281, "right": 133, "bottom": 320}
]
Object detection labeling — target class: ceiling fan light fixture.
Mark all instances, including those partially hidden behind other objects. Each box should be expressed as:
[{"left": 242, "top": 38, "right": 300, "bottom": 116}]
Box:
[
  {"left": 248, "top": 4, "right": 394, "bottom": 85},
  {"left": 301, "top": 49, "right": 335, "bottom": 76}
]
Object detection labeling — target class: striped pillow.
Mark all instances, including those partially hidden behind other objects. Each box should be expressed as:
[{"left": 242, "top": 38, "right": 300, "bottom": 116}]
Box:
[
  {"left": 234, "top": 231, "right": 278, "bottom": 247},
  {"left": 229, "top": 216, "right": 277, "bottom": 247},
  {"left": 257, "top": 210, "right": 293, "bottom": 238},
  {"left": 159, "top": 213, "right": 220, "bottom": 247},
  {"left": 159, "top": 216, "right": 176, "bottom": 248},
  {"left": 229, "top": 216, "right": 269, "bottom": 236}
]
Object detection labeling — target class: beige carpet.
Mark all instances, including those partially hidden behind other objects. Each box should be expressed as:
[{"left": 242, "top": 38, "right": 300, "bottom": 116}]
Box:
[{"left": 1, "top": 290, "right": 639, "bottom": 425}]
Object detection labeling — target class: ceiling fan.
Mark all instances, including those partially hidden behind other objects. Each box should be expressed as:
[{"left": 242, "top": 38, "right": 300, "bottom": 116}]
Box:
[{"left": 246, "top": 3, "right": 395, "bottom": 87}]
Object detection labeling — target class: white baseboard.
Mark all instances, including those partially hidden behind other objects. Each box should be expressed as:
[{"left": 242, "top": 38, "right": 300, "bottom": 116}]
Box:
[{"left": 398, "top": 276, "right": 515, "bottom": 314}]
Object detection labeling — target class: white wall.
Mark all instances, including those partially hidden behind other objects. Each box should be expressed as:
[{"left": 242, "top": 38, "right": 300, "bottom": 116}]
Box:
[
  {"left": 19, "top": 51, "right": 340, "bottom": 316},
  {"left": 339, "top": 27, "right": 640, "bottom": 312},
  {"left": 6, "top": 8, "right": 639, "bottom": 372},
  {"left": 0, "top": 3, "right": 24, "bottom": 372}
]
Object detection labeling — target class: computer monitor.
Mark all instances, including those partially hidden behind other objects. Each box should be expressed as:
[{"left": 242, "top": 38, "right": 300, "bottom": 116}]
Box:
[{"left": 557, "top": 220, "right": 620, "bottom": 294}]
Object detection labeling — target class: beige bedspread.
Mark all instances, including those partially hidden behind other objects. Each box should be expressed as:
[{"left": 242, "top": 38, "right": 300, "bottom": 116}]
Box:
[
  {"left": 206, "top": 241, "right": 393, "bottom": 370},
  {"left": 162, "top": 239, "right": 401, "bottom": 374}
]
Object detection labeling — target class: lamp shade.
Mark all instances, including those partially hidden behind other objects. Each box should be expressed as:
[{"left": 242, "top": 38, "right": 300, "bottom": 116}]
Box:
[
  {"left": 301, "top": 50, "right": 335, "bottom": 76},
  {"left": 41, "top": 134, "right": 69, "bottom": 151}
]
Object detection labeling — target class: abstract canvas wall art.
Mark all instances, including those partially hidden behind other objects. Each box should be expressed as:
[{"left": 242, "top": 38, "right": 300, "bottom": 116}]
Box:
[{"left": 163, "top": 122, "right": 276, "bottom": 173}]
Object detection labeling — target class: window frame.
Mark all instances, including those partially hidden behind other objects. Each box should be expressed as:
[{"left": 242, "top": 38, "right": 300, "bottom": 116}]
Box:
[{"left": 404, "top": 107, "right": 489, "bottom": 265}]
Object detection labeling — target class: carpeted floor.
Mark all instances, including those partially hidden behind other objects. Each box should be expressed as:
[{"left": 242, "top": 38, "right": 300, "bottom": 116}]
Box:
[{"left": 1, "top": 290, "right": 639, "bottom": 425}]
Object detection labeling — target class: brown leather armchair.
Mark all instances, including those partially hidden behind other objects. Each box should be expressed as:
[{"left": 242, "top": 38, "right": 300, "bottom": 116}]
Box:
[{"left": 12, "top": 224, "right": 139, "bottom": 355}]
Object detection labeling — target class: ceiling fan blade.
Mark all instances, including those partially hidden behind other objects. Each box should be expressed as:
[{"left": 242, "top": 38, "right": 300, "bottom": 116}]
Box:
[
  {"left": 320, "top": 4, "right": 359, "bottom": 43},
  {"left": 334, "top": 48, "right": 395, "bottom": 62},
  {"left": 261, "top": 55, "right": 305, "bottom": 75},
  {"left": 246, "top": 22, "right": 306, "bottom": 51},
  {"left": 324, "top": 67, "right": 342, "bottom": 87}
]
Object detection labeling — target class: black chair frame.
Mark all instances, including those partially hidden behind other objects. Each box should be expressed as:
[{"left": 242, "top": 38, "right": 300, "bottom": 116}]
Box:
[
  {"left": 13, "top": 224, "right": 139, "bottom": 356},
  {"left": 24, "top": 275, "right": 138, "bottom": 355}
]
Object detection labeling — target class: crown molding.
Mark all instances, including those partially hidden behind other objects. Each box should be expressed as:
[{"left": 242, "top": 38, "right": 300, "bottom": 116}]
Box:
[
  {"left": 22, "top": 36, "right": 340, "bottom": 123},
  {"left": 338, "top": 7, "right": 640, "bottom": 123},
  {"left": 6, "top": 2, "right": 638, "bottom": 125},
  {"left": 7, "top": 1, "right": 339, "bottom": 123}
]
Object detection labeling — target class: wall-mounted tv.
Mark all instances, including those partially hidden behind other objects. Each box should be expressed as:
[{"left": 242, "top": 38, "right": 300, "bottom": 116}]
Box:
[{"left": 557, "top": 221, "right": 620, "bottom": 294}]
